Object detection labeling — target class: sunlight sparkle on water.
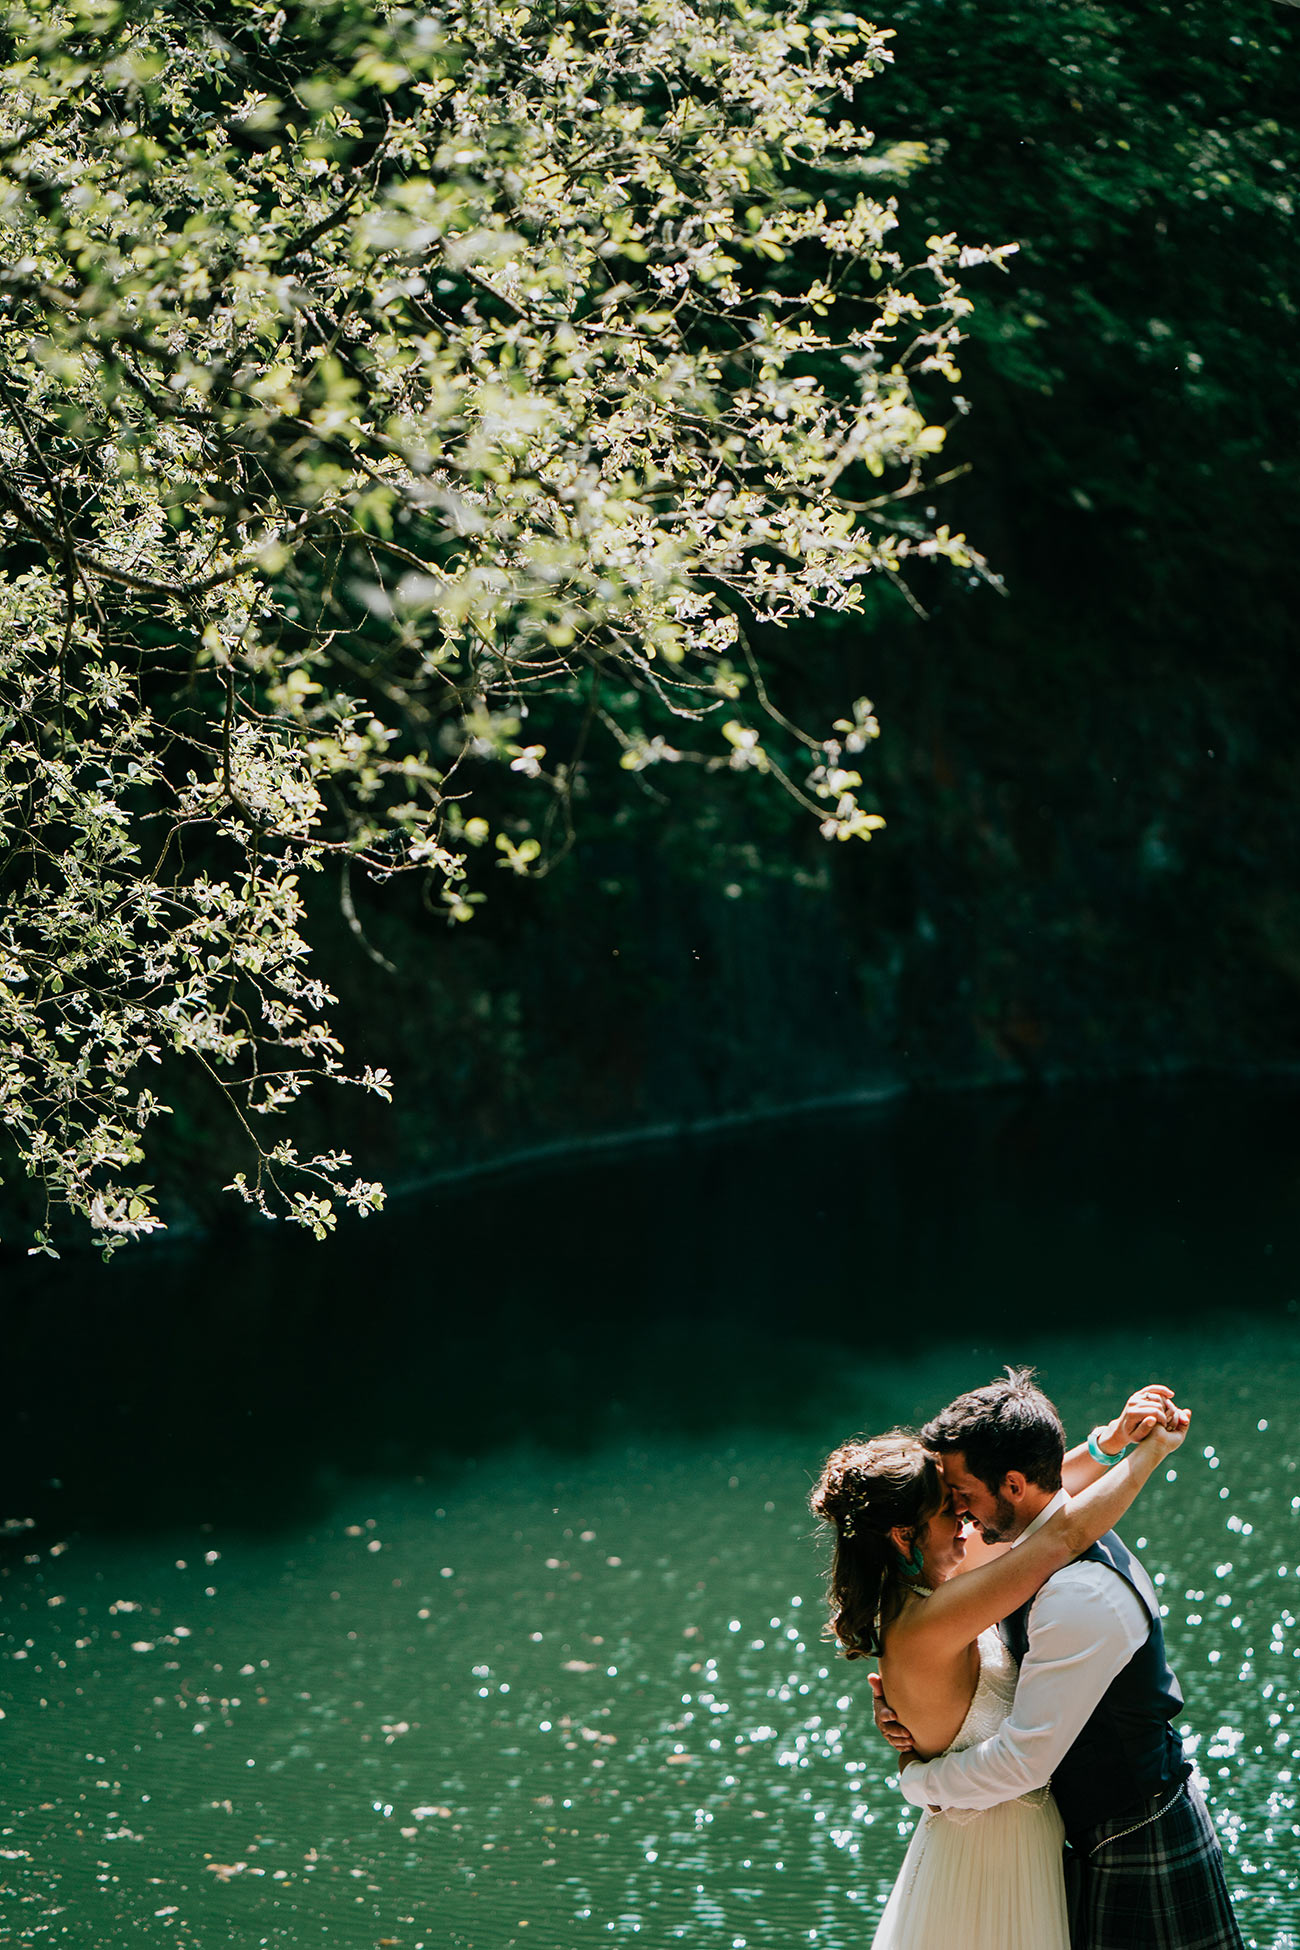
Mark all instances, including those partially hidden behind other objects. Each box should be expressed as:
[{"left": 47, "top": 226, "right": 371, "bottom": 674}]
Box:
[{"left": 4, "top": 1329, "right": 1300, "bottom": 1945}]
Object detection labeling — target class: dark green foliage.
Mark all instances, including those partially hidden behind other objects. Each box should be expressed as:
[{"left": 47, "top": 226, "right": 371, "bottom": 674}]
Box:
[
  {"left": 876, "top": 0, "right": 1297, "bottom": 606},
  {"left": 843, "top": 0, "right": 1300, "bottom": 1069}
]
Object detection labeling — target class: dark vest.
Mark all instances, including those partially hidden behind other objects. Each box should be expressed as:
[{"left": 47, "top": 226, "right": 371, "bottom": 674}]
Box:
[{"left": 1000, "top": 1529, "right": 1189, "bottom": 1838}]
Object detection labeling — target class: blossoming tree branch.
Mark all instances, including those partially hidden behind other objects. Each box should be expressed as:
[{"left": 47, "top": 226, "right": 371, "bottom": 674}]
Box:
[{"left": 0, "top": 0, "right": 1013, "bottom": 1252}]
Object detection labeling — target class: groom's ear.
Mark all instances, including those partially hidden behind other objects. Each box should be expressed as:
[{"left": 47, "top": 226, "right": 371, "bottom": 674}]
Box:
[{"left": 1001, "top": 1470, "right": 1029, "bottom": 1503}]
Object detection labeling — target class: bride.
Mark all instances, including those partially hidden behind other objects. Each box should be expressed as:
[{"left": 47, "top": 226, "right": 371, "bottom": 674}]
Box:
[{"left": 810, "top": 1394, "right": 1188, "bottom": 1949}]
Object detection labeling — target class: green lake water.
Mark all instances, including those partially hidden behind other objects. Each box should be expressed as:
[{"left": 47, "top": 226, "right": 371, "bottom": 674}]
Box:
[{"left": 4, "top": 1086, "right": 1300, "bottom": 1947}]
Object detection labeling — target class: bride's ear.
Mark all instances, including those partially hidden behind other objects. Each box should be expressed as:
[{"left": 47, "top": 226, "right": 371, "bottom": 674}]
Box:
[{"left": 888, "top": 1523, "right": 914, "bottom": 1557}]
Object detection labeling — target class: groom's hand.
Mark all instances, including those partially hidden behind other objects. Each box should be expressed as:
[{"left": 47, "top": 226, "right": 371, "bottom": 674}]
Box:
[
  {"left": 1103, "top": 1383, "right": 1178, "bottom": 1454},
  {"left": 869, "top": 1672, "right": 916, "bottom": 1754}
]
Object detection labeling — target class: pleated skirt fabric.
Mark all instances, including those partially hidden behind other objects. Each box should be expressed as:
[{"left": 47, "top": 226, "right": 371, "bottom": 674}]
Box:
[{"left": 870, "top": 1790, "right": 1070, "bottom": 1950}]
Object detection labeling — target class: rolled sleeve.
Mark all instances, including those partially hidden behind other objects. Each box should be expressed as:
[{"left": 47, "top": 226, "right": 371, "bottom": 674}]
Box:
[{"left": 899, "top": 1565, "right": 1148, "bottom": 1813}]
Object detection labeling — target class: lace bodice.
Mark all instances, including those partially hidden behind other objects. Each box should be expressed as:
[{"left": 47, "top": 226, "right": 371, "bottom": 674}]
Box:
[
  {"left": 949, "top": 1629, "right": 1020, "bottom": 1753},
  {"left": 931, "top": 1628, "right": 1052, "bottom": 1821}
]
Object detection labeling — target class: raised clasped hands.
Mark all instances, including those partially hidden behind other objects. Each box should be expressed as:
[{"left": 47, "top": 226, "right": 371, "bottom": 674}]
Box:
[
  {"left": 1102, "top": 1383, "right": 1190, "bottom": 1456},
  {"left": 1144, "top": 1400, "right": 1191, "bottom": 1455}
]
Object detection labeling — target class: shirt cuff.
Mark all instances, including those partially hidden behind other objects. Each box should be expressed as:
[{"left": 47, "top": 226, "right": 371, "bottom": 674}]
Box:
[{"left": 899, "top": 1761, "right": 935, "bottom": 1809}]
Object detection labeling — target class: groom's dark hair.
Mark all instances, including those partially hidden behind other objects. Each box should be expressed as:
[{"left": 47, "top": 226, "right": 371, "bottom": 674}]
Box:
[{"left": 921, "top": 1367, "right": 1065, "bottom": 1492}]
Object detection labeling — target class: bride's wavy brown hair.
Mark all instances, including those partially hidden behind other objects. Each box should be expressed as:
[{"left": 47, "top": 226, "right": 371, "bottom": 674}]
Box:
[{"left": 810, "top": 1431, "right": 945, "bottom": 1658}]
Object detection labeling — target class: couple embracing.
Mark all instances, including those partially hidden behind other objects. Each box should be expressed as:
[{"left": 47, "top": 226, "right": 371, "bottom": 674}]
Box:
[{"left": 812, "top": 1368, "right": 1245, "bottom": 1949}]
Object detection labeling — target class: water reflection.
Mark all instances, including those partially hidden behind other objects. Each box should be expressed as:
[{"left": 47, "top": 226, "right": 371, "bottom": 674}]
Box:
[
  {"left": 4, "top": 1086, "right": 1300, "bottom": 1946},
  {"left": 6, "top": 1083, "right": 1300, "bottom": 1531},
  {"left": 4, "top": 1330, "right": 1300, "bottom": 1946}
]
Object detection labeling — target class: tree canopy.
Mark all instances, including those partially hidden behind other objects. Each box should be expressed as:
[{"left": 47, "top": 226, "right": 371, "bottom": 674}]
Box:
[{"left": 0, "top": 0, "right": 1008, "bottom": 1252}]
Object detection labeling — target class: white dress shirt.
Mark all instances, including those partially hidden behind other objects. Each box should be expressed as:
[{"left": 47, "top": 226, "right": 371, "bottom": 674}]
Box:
[{"left": 900, "top": 1489, "right": 1151, "bottom": 1812}]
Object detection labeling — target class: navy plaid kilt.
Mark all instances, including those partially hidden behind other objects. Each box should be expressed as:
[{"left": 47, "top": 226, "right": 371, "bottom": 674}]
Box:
[{"left": 1064, "top": 1774, "right": 1245, "bottom": 1950}]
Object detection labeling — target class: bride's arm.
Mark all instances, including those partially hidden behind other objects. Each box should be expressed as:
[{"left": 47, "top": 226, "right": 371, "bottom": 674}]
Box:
[
  {"left": 899, "top": 1412, "right": 1188, "bottom": 1658},
  {"left": 1060, "top": 1383, "right": 1176, "bottom": 1494}
]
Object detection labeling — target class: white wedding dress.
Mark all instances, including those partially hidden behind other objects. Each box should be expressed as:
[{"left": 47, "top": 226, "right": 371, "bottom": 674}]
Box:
[{"left": 870, "top": 1628, "right": 1069, "bottom": 1950}]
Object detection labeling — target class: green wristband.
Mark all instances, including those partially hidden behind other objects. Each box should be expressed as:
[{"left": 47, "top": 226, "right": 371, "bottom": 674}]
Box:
[{"left": 1087, "top": 1427, "right": 1134, "bottom": 1466}]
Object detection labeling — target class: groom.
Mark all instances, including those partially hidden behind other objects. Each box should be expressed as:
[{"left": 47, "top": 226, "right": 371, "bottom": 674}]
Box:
[{"left": 879, "top": 1368, "right": 1244, "bottom": 1950}]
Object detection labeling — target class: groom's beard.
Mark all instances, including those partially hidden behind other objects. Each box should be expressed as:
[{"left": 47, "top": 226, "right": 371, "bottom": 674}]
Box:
[{"left": 975, "top": 1493, "right": 1020, "bottom": 1544}]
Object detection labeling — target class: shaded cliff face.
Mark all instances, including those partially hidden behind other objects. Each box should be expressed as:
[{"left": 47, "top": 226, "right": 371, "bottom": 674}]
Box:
[{"left": 320, "top": 599, "right": 1300, "bottom": 1193}]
